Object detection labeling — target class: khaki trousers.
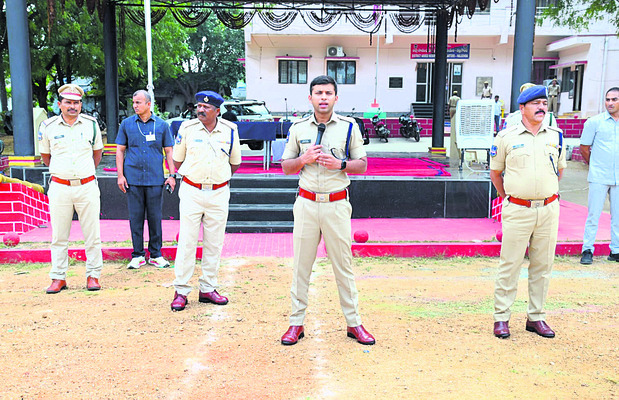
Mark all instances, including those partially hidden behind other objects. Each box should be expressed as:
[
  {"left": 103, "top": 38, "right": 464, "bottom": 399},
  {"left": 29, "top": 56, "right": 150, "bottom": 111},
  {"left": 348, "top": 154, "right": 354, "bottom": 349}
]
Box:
[
  {"left": 289, "top": 196, "right": 362, "bottom": 327},
  {"left": 549, "top": 96, "right": 558, "bottom": 114},
  {"left": 449, "top": 109, "right": 459, "bottom": 167},
  {"left": 173, "top": 182, "right": 229, "bottom": 296},
  {"left": 48, "top": 180, "right": 102, "bottom": 279},
  {"left": 494, "top": 199, "right": 560, "bottom": 322}
]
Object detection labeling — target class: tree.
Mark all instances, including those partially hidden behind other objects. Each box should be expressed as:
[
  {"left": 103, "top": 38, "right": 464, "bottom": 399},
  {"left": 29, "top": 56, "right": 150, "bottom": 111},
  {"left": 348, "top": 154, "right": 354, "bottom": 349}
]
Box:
[
  {"left": 159, "top": 14, "right": 245, "bottom": 104},
  {"left": 540, "top": 0, "right": 619, "bottom": 34},
  {"left": 0, "top": 1, "right": 192, "bottom": 112}
]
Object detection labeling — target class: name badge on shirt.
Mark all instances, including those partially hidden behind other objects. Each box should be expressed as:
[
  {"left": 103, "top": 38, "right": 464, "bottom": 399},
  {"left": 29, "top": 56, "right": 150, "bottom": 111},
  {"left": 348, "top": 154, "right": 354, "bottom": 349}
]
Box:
[
  {"left": 512, "top": 143, "right": 524, "bottom": 149},
  {"left": 145, "top": 134, "right": 156, "bottom": 142},
  {"left": 300, "top": 139, "right": 311, "bottom": 144}
]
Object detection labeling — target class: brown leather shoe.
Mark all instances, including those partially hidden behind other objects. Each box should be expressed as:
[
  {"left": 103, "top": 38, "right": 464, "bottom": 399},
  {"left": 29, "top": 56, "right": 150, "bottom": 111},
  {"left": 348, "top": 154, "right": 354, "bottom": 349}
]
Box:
[
  {"left": 86, "top": 276, "right": 101, "bottom": 291},
  {"left": 281, "top": 325, "right": 304, "bottom": 345},
  {"left": 526, "top": 320, "right": 555, "bottom": 338},
  {"left": 494, "top": 321, "right": 510, "bottom": 338},
  {"left": 46, "top": 279, "right": 67, "bottom": 294},
  {"left": 171, "top": 292, "right": 188, "bottom": 311},
  {"left": 198, "top": 290, "right": 228, "bottom": 305},
  {"left": 347, "top": 325, "right": 376, "bottom": 345}
]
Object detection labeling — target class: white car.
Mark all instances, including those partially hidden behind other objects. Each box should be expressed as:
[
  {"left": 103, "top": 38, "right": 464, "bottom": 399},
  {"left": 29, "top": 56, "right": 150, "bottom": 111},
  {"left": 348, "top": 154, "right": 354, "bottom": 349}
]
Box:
[{"left": 220, "top": 100, "right": 274, "bottom": 122}]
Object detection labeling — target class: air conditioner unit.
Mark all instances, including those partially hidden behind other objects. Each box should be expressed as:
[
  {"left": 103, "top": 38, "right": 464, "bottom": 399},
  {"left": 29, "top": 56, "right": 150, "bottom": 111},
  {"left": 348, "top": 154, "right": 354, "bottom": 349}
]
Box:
[{"left": 327, "top": 46, "right": 345, "bottom": 57}]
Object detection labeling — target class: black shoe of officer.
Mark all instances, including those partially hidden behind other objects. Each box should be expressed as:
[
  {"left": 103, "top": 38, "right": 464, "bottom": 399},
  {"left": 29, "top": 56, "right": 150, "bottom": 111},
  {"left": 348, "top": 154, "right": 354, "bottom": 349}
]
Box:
[
  {"left": 580, "top": 250, "right": 593, "bottom": 265},
  {"left": 607, "top": 252, "right": 619, "bottom": 262}
]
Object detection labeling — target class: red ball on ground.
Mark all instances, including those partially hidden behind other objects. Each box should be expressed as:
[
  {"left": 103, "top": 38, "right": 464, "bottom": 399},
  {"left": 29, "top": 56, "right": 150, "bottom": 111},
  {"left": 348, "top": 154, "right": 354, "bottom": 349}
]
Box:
[
  {"left": 353, "top": 230, "right": 369, "bottom": 243},
  {"left": 496, "top": 230, "right": 503, "bottom": 242},
  {"left": 3, "top": 232, "right": 20, "bottom": 247}
]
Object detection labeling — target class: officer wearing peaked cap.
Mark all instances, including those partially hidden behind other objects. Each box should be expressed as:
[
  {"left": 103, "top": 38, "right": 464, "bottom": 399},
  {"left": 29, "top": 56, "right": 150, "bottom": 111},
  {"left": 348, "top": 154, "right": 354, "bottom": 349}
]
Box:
[
  {"left": 39, "top": 83, "right": 104, "bottom": 293},
  {"left": 489, "top": 85, "right": 566, "bottom": 339},
  {"left": 170, "top": 90, "right": 241, "bottom": 311}
]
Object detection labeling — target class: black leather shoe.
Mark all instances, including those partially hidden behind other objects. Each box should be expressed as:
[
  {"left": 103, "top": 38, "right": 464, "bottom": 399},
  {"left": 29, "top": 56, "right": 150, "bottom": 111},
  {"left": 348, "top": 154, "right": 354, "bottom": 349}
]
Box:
[
  {"left": 580, "top": 250, "right": 593, "bottom": 265},
  {"left": 607, "top": 252, "right": 619, "bottom": 262}
]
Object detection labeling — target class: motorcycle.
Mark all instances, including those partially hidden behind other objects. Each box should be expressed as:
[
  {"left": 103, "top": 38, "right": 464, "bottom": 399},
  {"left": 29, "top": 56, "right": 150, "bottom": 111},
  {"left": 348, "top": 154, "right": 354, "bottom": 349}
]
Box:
[
  {"left": 398, "top": 113, "right": 422, "bottom": 142},
  {"left": 371, "top": 114, "right": 389, "bottom": 142},
  {"left": 347, "top": 108, "right": 370, "bottom": 145}
]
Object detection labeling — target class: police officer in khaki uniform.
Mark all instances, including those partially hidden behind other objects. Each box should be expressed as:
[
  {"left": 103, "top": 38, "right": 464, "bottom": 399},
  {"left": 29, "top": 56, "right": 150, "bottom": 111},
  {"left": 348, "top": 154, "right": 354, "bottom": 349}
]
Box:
[
  {"left": 170, "top": 91, "right": 241, "bottom": 311},
  {"left": 448, "top": 91, "right": 461, "bottom": 167},
  {"left": 548, "top": 79, "right": 560, "bottom": 114},
  {"left": 489, "top": 85, "right": 566, "bottom": 339},
  {"left": 279, "top": 75, "right": 375, "bottom": 346},
  {"left": 481, "top": 81, "right": 492, "bottom": 99},
  {"left": 39, "top": 84, "right": 104, "bottom": 293}
]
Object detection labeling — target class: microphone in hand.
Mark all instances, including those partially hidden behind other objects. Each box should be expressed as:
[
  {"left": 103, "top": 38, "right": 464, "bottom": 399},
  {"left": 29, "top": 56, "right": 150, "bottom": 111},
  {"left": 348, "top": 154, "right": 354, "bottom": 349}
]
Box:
[{"left": 315, "top": 123, "right": 326, "bottom": 145}]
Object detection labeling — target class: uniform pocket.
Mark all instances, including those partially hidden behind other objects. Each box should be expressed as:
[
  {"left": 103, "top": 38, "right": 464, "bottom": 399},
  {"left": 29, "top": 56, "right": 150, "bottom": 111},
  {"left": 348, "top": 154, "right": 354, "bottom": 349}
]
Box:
[{"left": 507, "top": 147, "right": 531, "bottom": 169}]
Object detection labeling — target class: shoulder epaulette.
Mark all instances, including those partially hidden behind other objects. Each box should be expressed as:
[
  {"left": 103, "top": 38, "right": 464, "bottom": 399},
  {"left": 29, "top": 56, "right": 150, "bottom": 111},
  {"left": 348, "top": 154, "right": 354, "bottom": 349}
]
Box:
[
  {"left": 180, "top": 119, "right": 200, "bottom": 129},
  {"left": 497, "top": 125, "right": 518, "bottom": 138},
  {"left": 218, "top": 118, "right": 237, "bottom": 130},
  {"left": 338, "top": 115, "right": 356, "bottom": 124},
  {"left": 80, "top": 114, "right": 97, "bottom": 122},
  {"left": 291, "top": 116, "right": 311, "bottom": 126},
  {"left": 40, "top": 115, "right": 60, "bottom": 128}
]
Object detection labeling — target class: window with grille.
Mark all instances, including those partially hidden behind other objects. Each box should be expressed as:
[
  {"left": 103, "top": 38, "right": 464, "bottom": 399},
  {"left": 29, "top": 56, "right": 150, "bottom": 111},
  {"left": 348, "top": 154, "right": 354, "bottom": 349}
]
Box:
[
  {"left": 278, "top": 60, "right": 308, "bottom": 84},
  {"left": 327, "top": 60, "right": 356, "bottom": 84}
]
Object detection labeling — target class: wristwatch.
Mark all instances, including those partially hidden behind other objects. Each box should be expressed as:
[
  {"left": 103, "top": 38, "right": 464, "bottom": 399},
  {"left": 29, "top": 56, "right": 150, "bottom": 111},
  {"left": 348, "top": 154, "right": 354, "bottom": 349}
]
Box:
[{"left": 340, "top": 160, "right": 347, "bottom": 170}]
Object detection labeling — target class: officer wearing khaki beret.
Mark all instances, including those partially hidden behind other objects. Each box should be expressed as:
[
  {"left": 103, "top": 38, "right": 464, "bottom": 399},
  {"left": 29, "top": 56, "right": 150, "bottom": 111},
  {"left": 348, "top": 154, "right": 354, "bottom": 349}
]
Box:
[
  {"left": 490, "top": 85, "right": 566, "bottom": 339},
  {"left": 39, "top": 84, "right": 104, "bottom": 293},
  {"left": 170, "top": 91, "right": 241, "bottom": 311},
  {"left": 279, "top": 75, "right": 375, "bottom": 346}
]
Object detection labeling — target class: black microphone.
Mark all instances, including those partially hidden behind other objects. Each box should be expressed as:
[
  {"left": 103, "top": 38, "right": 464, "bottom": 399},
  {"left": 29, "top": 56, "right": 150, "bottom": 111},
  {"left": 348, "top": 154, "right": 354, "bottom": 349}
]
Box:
[{"left": 315, "top": 123, "right": 326, "bottom": 145}]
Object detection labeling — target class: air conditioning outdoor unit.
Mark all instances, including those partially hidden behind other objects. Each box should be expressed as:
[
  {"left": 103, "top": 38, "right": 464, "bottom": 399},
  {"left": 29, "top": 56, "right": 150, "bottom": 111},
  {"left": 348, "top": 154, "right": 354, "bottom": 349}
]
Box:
[{"left": 327, "top": 46, "right": 345, "bottom": 57}]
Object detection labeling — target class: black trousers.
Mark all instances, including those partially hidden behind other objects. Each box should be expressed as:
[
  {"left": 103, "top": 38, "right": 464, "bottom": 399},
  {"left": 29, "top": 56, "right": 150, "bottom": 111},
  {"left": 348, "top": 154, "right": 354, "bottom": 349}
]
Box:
[{"left": 127, "top": 185, "right": 164, "bottom": 259}]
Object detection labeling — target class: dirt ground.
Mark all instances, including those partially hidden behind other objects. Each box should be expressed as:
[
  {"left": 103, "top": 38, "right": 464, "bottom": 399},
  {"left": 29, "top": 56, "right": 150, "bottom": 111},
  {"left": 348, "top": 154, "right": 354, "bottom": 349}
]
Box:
[{"left": 0, "top": 256, "right": 616, "bottom": 400}]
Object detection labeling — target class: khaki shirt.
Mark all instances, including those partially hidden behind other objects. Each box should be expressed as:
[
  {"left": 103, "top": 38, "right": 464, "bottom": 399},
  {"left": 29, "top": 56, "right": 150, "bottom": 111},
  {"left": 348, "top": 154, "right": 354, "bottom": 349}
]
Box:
[
  {"left": 448, "top": 95, "right": 460, "bottom": 109},
  {"left": 282, "top": 113, "right": 366, "bottom": 193},
  {"left": 38, "top": 114, "right": 103, "bottom": 179},
  {"left": 490, "top": 121, "right": 566, "bottom": 199},
  {"left": 482, "top": 86, "right": 492, "bottom": 98},
  {"left": 173, "top": 118, "right": 241, "bottom": 184},
  {"left": 548, "top": 84, "right": 560, "bottom": 97}
]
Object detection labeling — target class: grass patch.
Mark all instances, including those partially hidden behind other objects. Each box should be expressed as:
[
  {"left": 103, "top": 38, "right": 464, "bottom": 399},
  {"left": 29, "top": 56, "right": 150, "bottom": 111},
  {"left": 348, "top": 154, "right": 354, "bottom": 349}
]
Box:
[
  {"left": 0, "top": 262, "right": 48, "bottom": 272},
  {"left": 370, "top": 297, "right": 581, "bottom": 319}
]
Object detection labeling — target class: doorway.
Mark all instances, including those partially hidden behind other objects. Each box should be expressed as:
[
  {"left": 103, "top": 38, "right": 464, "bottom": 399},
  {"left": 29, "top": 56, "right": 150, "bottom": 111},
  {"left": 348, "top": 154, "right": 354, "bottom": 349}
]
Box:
[{"left": 415, "top": 62, "right": 463, "bottom": 104}]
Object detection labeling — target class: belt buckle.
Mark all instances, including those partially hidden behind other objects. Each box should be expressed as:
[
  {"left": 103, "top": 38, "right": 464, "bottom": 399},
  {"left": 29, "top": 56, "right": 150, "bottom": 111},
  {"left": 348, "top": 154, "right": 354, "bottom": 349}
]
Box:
[
  {"left": 316, "top": 193, "right": 329, "bottom": 203},
  {"left": 201, "top": 183, "right": 213, "bottom": 190},
  {"left": 69, "top": 180, "right": 81, "bottom": 187},
  {"left": 530, "top": 200, "right": 544, "bottom": 208}
]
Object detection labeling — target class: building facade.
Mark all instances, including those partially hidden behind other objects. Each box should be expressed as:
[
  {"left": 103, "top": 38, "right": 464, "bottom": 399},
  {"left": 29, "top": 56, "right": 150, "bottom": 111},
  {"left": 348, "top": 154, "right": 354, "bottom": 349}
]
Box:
[{"left": 243, "top": 1, "right": 618, "bottom": 118}]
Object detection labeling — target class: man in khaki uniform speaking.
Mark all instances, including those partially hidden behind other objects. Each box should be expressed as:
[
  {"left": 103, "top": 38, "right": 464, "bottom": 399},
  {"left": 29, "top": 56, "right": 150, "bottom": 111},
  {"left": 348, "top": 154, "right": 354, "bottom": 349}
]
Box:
[
  {"left": 39, "top": 84, "right": 104, "bottom": 293},
  {"left": 170, "top": 91, "right": 241, "bottom": 312},
  {"left": 489, "top": 85, "right": 566, "bottom": 339},
  {"left": 279, "top": 75, "right": 375, "bottom": 346}
]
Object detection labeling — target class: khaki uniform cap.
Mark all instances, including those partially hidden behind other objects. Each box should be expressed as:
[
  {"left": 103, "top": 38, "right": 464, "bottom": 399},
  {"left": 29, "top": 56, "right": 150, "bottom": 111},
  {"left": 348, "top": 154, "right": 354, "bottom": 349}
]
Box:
[{"left": 58, "top": 84, "right": 84, "bottom": 101}]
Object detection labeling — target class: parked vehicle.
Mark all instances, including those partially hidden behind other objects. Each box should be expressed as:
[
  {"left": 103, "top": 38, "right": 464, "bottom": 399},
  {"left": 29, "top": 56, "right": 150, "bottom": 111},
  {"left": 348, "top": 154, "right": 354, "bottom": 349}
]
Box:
[
  {"left": 347, "top": 108, "right": 369, "bottom": 145},
  {"left": 220, "top": 99, "right": 274, "bottom": 122},
  {"left": 371, "top": 114, "right": 390, "bottom": 142},
  {"left": 398, "top": 113, "right": 422, "bottom": 142}
]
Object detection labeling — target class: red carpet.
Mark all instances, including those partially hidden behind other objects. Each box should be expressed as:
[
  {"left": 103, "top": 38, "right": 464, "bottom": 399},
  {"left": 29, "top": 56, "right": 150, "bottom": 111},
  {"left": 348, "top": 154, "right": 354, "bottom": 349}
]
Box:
[{"left": 237, "top": 156, "right": 451, "bottom": 177}]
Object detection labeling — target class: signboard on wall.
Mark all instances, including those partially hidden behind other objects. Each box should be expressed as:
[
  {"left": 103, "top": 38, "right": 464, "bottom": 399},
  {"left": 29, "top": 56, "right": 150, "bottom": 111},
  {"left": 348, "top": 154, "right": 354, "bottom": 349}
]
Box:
[{"left": 410, "top": 43, "right": 470, "bottom": 59}]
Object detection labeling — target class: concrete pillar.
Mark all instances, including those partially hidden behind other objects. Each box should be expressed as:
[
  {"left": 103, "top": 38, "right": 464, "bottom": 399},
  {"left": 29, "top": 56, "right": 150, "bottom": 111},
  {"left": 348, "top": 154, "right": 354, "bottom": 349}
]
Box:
[
  {"left": 104, "top": 2, "right": 120, "bottom": 144},
  {"left": 6, "top": 0, "right": 34, "bottom": 156},
  {"left": 431, "top": 10, "right": 448, "bottom": 150},
  {"left": 510, "top": 0, "right": 535, "bottom": 112}
]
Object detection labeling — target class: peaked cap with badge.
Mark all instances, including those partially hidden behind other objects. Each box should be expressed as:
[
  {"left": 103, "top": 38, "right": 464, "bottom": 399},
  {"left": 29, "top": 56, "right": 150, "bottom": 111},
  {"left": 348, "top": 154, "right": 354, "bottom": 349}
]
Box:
[{"left": 58, "top": 84, "right": 85, "bottom": 101}]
